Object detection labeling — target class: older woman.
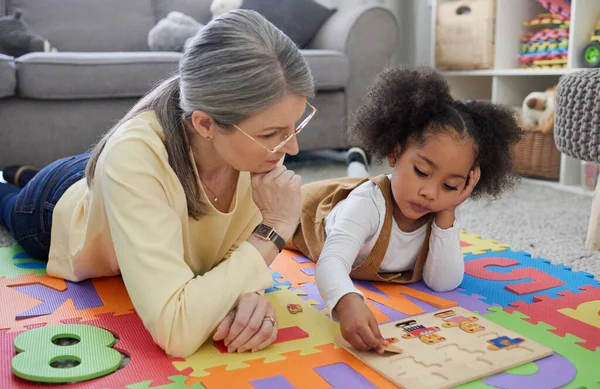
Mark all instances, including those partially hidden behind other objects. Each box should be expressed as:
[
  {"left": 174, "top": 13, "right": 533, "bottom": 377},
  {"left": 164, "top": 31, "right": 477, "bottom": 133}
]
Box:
[{"left": 0, "top": 10, "right": 316, "bottom": 358}]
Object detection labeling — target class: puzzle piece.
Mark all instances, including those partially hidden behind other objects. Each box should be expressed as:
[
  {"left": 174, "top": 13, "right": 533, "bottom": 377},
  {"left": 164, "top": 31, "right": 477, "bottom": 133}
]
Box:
[
  {"left": 507, "top": 285, "right": 600, "bottom": 351},
  {"left": 270, "top": 250, "right": 315, "bottom": 288},
  {"left": 0, "top": 275, "right": 134, "bottom": 332},
  {"left": 12, "top": 280, "right": 104, "bottom": 319},
  {"left": 252, "top": 362, "right": 380, "bottom": 389},
  {"left": 459, "top": 307, "right": 597, "bottom": 389},
  {"left": 290, "top": 282, "right": 326, "bottom": 311},
  {"left": 172, "top": 287, "right": 341, "bottom": 377},
  {"left": 126, "top": 376, "right": 206, "bottom": 389},
  {"left": 460, "top": 250, "right": 599, "bottom": 307},
  {"left": 290, "top": 280, "right": 499, "bottom": 325},
  {"left": 0, "top": 245, "right": 47, "bottom": 279},
  {"left": 213, "top": 326, "right": 308, "bottom": 353},
  {"left": 187, "top": 344, "right": 397, "bottom": 389},
  {"left": 292, "top": 256, "right": 312, "bottom": 264},
  {"left": 354, "top": 281, "right": 458, "bottom": 323},
  {"left": 265, "top": 270, "right": 292, "bottom": 293},
  {"left": 460, "top": 231, "right": 510, "bottom": 255},
  {"left": 0, "top": 313, "right": 183, "bottom": 388}
]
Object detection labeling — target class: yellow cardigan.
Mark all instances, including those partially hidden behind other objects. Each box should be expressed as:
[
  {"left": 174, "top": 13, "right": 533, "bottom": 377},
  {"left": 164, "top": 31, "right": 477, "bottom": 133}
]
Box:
[{"left": 46, "top": 111, "right": 274, "bottom": 357}]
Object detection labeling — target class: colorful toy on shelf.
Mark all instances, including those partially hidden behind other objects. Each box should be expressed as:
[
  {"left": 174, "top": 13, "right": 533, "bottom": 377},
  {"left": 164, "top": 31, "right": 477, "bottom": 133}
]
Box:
[
  {"left": 518, "top": 4, "right": 570, "bottom": 70},
  {"left": 582, "top": 20, "right": 600, "bottom": 68},
  {"left": 523, "top": 13, "right": 569, "bottom": 27},
  {"left": 518, "top": 25, "right": 569, "bottom": 68},
  {"left": 536, "top": 0, "right": 571, "bottom": 18}
]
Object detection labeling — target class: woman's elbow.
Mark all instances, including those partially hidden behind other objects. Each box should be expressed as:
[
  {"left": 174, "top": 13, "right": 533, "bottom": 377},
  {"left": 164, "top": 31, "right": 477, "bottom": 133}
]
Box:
[
  {"left": 161, "top": 333, "right": 206, "bottom": 358},
  {"left": 153, "top": 320, "right": 212, "bottom": 358}
]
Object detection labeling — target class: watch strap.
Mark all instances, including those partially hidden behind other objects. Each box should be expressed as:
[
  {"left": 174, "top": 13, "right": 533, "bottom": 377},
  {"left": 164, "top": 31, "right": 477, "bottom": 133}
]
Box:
[{"left": 253, "top": 223, "right": 286, "bottom": 252}]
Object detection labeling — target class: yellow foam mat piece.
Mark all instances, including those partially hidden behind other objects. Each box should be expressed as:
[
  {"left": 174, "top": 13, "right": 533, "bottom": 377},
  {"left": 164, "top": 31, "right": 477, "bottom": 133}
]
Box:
[
  {"left": 460, "top": 230, "right": 510, "bottom": 255},
  {"left": 172, "top": 287, "right": 341, "bottom": 378}
]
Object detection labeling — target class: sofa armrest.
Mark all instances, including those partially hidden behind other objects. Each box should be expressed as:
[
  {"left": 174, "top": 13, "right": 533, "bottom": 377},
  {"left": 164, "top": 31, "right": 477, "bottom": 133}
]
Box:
[
  {"left": 309, "top": 5, "right": 399, "bottom": 117},
  {"left": 0, "top": 54, "right": 16, "bottom": 98}
]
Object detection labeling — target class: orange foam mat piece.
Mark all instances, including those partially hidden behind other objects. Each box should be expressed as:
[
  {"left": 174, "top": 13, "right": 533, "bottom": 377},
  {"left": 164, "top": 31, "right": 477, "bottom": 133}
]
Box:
[
  {"left": 0, "top": 275, "right": 134, "bottom": 332},
  {"left": 189, "top": 344, "right": 397, "bottom": 389}
]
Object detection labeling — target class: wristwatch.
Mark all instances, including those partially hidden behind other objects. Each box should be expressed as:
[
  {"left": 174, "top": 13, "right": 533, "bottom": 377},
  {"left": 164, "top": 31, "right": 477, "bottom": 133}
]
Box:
[{"left": 253, "top": 222, "right": 286, "bottom": 252}]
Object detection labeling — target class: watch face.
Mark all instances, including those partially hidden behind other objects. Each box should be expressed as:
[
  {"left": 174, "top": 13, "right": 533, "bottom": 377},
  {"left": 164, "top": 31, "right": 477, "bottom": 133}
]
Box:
[{"left": 255, "top": 223, "right": 273, "bottom": 238}]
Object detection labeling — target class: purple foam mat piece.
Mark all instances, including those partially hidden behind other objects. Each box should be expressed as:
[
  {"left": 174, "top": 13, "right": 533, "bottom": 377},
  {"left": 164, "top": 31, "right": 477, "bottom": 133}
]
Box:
[
  {"left": 250, "top": 363, "right": 378, "bottom": 389},
  {"left": 408, "top": 281, "right": 501, "bottom": 314},
  {"left": 251, "top": 375, "right": 296, "bottom": 389},
  {"left": 12, "top": 280, "right": 104, "bottom": 319},
  {"left": 301, "top": 267, "right": 315, "bottom": 276},
  {"left": 292, "top": 255, "right": 312, "bottom": 264},
  {"left": 314, "top": 363, "right": 378, "bottom": 388},
  {"left": 483, "top": 353, "right": 576, "bottom": 389},
  {"left": 354, "top": 281, "right": 500, "bottom": 323},
  {"left": 291, "top": 282, "right": 326, "bottom": 310}
]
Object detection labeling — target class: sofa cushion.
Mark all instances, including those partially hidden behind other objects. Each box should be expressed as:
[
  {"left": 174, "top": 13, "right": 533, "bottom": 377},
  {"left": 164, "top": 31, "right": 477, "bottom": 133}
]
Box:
[
  {"left": 15, "top": 50, "right": 347, "bottom": 100},
  {"left": 302, "top": 50, "right": 348, "bottom": 91},
  {"left": 154, "top": 0, "right": 213, "bottom": 25},
  {"left": 6, "top": 0, "right": 155, "bottom": 52},
  {"left": 16, "top": 52, "right": 180, "bottom": 99},
  {"left": 240, "top": 0, "right": 336, "bottom": 48},
  {"left": 0, "top": 54, "right": 16, "bottom": 98}
]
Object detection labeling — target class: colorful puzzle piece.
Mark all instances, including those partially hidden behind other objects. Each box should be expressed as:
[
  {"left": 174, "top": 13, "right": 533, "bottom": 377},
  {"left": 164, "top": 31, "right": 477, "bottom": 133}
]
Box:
[
  {"left": 126, "top": 376, "right": 206, "bottom": 389},
  {"left": 507, "top": 285, "right": 600, "bottom": 351},
  {"left": 290, "top": 282, "right": 326, "bottom": 311},
  {"left": 187, "top": 344, "right": 397, "bottom": 389},
  {"left": 0, "top": 312, "right": 183, "bottom": 388},
  {"left": 265, "top": 271, "right": 292, "bottom": 293},
  {"left": 0, "top": 245, "right": 47, "bottom": 279},
  {"left": 12, "top": 280, "right": 104, "bottom": 319},
  {"left": 270, "top": 250, "right": 316, "bottom": 288},
  {"left": 460, "top": 231, "right": 510, "bottom": 255},
  {"left": 460, "top": 250, "right": 599, "bottom": 307},
  {"left": 0, "top": 275, "right": 134, "bottom": 332},
  {"left": 172, "top": 287, "right": 341, "bottom": 377},
  {"left": 460, "top": 307, "right": 597, "bottom": 389},
  {"left": 213, "top": 326, "right": 309, "bottom": 354},
  {"left": 252, "top": 362, "right": 381, "bottom": 389},
  {"left": 354, "top": 282, "right": 458, "bottom": 323},
  {"left": 292, "top": 256, "right": 312, "bottom": 264}
]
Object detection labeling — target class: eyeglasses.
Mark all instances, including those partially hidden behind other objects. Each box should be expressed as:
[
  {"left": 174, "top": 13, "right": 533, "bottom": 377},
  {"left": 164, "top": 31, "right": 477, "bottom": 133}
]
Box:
[{"left": 232, "top": 100, "right": 317, "bottom": 153}]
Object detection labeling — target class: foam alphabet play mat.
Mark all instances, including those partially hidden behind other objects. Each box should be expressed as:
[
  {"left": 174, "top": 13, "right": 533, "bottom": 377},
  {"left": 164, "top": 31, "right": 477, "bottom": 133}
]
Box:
[{"left": 0, "top": 230, "right": 599, "bottom": 388}]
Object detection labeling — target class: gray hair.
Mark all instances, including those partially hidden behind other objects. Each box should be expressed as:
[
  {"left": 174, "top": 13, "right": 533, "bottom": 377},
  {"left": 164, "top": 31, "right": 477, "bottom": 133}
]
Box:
[{"left": 85, "top": 9, "right": 315, "bottom": 219}]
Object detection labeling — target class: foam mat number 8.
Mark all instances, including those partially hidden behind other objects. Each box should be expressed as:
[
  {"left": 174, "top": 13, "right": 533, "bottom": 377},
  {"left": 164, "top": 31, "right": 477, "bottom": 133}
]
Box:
[{"left": 12, "top": 324, "right": 122, "bottom": 384}]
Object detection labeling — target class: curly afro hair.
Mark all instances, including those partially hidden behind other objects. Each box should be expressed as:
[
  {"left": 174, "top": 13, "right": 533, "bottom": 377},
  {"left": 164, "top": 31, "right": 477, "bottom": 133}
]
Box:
[{"left": 346, "top": 64, "right": 523, "bottom": 200}]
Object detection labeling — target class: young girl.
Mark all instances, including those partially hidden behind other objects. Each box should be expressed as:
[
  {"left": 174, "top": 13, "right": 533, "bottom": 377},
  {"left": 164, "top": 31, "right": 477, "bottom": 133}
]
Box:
[{"left": 289, "top": 65, "right": 522, "bottom": 355}]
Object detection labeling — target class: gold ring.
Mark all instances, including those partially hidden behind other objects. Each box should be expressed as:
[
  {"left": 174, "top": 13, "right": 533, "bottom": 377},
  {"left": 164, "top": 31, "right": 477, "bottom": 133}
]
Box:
[{"left": 263, "top": 316, "right": 275, "bottom": 326}]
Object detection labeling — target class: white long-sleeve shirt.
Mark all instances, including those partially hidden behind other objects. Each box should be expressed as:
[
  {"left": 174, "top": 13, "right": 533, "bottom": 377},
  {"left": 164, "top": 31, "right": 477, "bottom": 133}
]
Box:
[{"left": 314, "top": 176, "right": 465, "bottom": 319}]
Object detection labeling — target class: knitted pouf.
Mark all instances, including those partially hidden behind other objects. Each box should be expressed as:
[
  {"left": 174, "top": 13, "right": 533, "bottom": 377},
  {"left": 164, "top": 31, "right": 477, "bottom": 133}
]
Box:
[{"left": 554, "top": 69, "right": 600, "bottom": 163}]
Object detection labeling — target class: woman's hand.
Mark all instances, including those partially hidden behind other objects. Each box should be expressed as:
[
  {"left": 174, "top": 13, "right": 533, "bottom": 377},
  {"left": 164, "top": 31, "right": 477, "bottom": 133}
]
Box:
[
  {"left": 334, "top": 293, "right": 387, "bottom": 354},
  {"left": 251, "top": 165, "right": 302, "bottom": 242},
  {"left": 213, "top": 292, "right": 278, "bottom": 353}
]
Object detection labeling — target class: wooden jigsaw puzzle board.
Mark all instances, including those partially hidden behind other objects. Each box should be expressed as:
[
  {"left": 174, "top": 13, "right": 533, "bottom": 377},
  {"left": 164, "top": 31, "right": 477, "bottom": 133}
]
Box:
[{"left": 336, "top": 306, "right": 553, "bottom": 389}]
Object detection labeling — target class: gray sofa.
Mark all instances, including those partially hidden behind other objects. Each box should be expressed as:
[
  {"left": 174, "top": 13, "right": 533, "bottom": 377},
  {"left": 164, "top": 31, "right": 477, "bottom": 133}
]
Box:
[{"left": 0, "top": 0, "right": 399, "bottom": 168}]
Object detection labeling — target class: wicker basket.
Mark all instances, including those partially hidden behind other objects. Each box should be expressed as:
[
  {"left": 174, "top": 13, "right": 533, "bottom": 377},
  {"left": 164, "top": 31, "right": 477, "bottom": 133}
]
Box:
[{"left": 513, "top": 129, "right": 561, "bottom": 180}]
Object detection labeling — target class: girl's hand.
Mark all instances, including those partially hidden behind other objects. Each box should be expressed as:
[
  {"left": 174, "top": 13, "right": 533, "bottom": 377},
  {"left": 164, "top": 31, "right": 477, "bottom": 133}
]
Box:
[
  {"left": 334, "top": 293, "right": 387, "bottom": 354},
  {"left": 213, "top": 292, "right": 278, "bottom": 353},
  {"left": 435, "top": 166, "right": 480, "bottom": 229},
  {"left": 455, "top": 165, "right": 481, "bottom": 208}
]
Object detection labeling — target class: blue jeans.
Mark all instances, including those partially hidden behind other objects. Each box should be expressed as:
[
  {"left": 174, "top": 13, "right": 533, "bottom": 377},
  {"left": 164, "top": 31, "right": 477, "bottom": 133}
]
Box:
[{"left": 0, "top": 153, "right": 90, "bottom": 260}]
